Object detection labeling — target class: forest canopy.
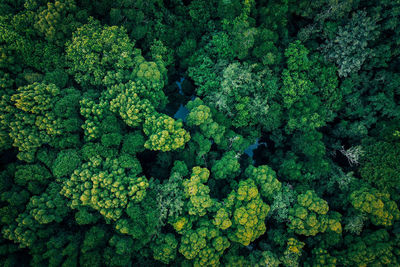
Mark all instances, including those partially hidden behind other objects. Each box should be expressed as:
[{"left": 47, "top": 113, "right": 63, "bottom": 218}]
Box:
[{"left": 0, "top": 0, "right": 399, "bottom": 266}]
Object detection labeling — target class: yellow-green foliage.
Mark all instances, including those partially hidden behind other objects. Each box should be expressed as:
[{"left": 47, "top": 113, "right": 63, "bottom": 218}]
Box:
[
  {"left": 61, "top": 156, "right": 148, "bottom": 221},
  {"left": 213, "top": 208, "right": 232, "bottom": 230},
  {"left": 179, "top": 219, "right": 230, "bottom": 266},
  {"left": 211, "top": 151, "right": 240, "bottom": 180},
  {"left": 8, "top": 83, "right": 63, "bottom": 162},
  {"left": 186, "top": 98, "right": 226, "bottom": 145},
  {"left": 133, "top": 57, "right": 167, "bottom": 92},
  {"left": 79, "top": 97, "right": 106, "bottom": 141},
  {"left": 34, "top": 0, "right": 85, "bottom": 45},
  {"left": 227, "top": 179, "right": 270, "bottom": 246},
  {"left": 308, "top": 248, "right": 337, "bottom": 267},
  {"left": 288, "top": 190, "right": 342, "bottom": 236},
  {"left": 26, "top": 182, "right": 68, "bottom": 224},
  {"left": 349, "top": 187, "right": 400, "bottom": 226},
  {"left": 0, "top": 1, "right": 399, "bottom": 266},
  {"left": 143, "top": 113, "right": 190, "bottom": 152},
  {"left": 66, "top": 18, "right": 138, "bottom": 87},
  {"left": 187, "top": 104, "right": 211, "bottom": 126},
  {"left": 281, "top": 238, "right": 305, "bottom": 267},
  {"left": 182, "top": 167, "right": 214, "bottom": 216},
  {"left": 108, "top": 81, "right": 155, "bottom": 127},
  {"left": 151, "top": 233, "right": 178, "bottom": 264},
  {"left": 245, "top": 165, "right": 281, "bottom": 200}
]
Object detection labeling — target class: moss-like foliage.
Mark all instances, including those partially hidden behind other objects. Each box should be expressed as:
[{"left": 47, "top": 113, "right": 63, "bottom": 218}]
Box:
[{"left": 1, "top": 1, "right": 399, "bottom": 266}]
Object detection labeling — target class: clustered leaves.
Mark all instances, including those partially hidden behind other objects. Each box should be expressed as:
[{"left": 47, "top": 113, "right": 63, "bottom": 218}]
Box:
[{"left": 0, "top": 0, "right": 399, "bottom": 266}]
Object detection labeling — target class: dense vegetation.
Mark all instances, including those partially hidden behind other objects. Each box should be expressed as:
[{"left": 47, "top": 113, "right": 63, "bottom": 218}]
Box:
[{"left": 0, "top": 0, "right": 399, "bottom": 266}]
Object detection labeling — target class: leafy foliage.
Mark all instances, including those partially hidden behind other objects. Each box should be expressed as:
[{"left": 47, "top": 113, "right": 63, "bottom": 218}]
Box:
[{"left": 0, "top": 0, "right": 399, "bottom": 266}]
